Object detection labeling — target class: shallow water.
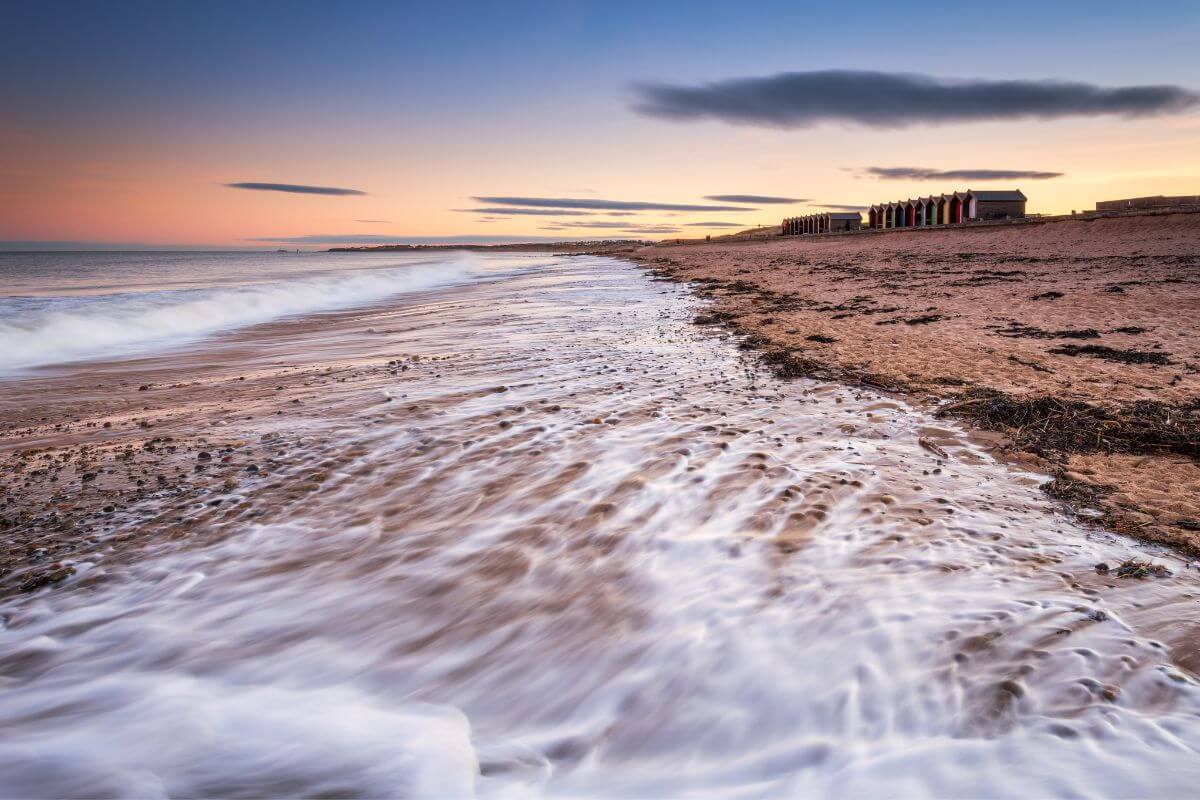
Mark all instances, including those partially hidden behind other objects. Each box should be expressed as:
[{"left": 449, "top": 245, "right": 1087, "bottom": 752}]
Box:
[
  {"left": 2, "top": 253, "right": 1200, "bottom": 798},
  {"left": 0, "top": 250, "right": 488, "bottom": 371}
]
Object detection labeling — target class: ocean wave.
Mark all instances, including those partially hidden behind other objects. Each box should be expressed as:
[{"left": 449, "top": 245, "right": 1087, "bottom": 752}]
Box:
[{"left": 0, "top": 255, "right": 482, "bottom": 371}]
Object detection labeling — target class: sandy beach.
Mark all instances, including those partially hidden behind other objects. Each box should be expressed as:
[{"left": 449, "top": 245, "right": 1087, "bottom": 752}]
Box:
[
  {"left": 627, "top": 211, "right": 1200, "bottom": 553},
  {"left": 8, "top": 2, "right": 1200, "bottom": 794},
  {"left": 4, "top": 249, "right": 1200, "bottom": 796}
]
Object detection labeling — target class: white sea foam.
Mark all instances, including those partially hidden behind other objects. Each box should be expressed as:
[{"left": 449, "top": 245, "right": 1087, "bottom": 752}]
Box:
[
  {"left": 4, "top": 255, "right": 1200, "bottom": 798},
  {"left": 0, "top": 255, "right": 481, "bottom": 371}
]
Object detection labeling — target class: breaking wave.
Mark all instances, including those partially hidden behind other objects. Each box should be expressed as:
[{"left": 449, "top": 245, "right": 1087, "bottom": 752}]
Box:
[{"left": 0, "top": 256, "right": 482, "bottom": 371}]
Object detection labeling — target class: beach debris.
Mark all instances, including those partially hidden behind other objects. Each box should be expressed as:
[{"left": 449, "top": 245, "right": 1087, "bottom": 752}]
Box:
[
  {"left": 1030, "top": 291, "right": 1064, "bottom": 301},
  {"left": 760, "top": 349, "right": 822, "bottom": 380},
  {"left": 918, "top": 438, "right": 948, "bottom": 459},
  {"left": 995, "top": 323, "right": 1099, "bottom": 340},
  {"left": 805, "top": 334, "right": 837, "bottom": 343},
  {"left": 1007, "top": 355, "right": 1053, "bottom": 373},
  {"left": 1048, "top": 344, "right": 1171, "bottom": 365},
  {"left": 904, "top": 314, "right": 945, "bottom": 325},
  {"left": 1042, "top": 472, "right": 1114, "bottom": 508},
  {"left": 1095, "top": 562, "right": 1110, "bottom": 574},
  {"left": 1113, "top": 558, "right": 1171, "bottom": 579},
  {"left": 938, "top": 389, "right": 1200, "bottom": 458}
]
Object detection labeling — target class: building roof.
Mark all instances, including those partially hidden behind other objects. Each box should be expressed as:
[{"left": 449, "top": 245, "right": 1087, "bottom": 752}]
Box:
[
  {"left": 828, "top": 212, "right": 861, "bottom": 219},
  {"left": 969, "top": 190, "right": 1026, "bottom": 201}
]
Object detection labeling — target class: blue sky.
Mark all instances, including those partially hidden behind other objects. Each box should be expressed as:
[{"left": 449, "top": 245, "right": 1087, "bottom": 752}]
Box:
[{"left": 2, "top": 0, "right": 1198, "bottom": 247}]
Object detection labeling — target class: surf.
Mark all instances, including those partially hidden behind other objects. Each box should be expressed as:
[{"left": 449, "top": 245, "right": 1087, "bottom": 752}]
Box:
[{"left": 0, "top": 253, "right": 484, "bottom": 371}]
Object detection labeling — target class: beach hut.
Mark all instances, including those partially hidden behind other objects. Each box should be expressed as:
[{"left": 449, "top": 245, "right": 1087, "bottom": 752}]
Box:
[
  {"left": 967, "top": 190, "right": 1027, "bottom": 220},
  {"left": 827, "top": 212, "right": 863, "bottom": 231}
]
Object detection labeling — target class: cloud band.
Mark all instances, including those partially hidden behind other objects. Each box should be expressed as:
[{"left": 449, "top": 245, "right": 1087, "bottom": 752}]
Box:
[{"left": 632, "top": 70, "right": 1199, "bottom": 128}]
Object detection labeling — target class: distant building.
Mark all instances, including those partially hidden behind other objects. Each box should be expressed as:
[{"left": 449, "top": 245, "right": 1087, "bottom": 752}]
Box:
[
  {"left": 1096, "top": 195, "right": 1200, "bottom": 212},
  {"left": 971, "top": 190, "right": 1028, "bottom": 220},
  {"left": 781, "top": 211, "right": 862, "bottom": 236},
  {"left": 864, "top": 189, "right": 1026, "bottom": 229}
]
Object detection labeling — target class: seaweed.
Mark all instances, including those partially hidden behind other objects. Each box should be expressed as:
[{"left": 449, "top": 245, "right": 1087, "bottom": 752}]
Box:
[
  {"left": 1112, "top": 558, "right": 1171, "bottom": 579},
  {"left": 995, "top": 324, "right": 1100, "bottom": 340},
  {"left": 939, "top": 389, "right": 1200, "bottom": 459},
  {"left": 1048, "top": 344, "right": 1171, "bottom": 365},
  {"left": 760, "top": 349, "right": 823, "bottom": 379}
]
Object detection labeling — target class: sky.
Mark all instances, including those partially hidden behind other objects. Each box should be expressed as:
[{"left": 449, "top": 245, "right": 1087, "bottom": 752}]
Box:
[{"left": 2, "top": 0, "right": 1199, "bottom": 249}]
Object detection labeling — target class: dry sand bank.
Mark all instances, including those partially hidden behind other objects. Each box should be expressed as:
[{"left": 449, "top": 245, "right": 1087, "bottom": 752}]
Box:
[{"left": 627, "top": 212, "right": 1200, "bottom": 551}]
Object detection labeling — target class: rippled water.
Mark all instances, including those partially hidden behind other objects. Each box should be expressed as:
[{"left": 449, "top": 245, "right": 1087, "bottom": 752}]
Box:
[{"left": 2, "top": 254, "right": 1200, "bottom": 798}]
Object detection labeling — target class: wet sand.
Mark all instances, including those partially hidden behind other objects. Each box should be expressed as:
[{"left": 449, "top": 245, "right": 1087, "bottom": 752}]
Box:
[
  {"left": 627, "top": 211, "right": 1200, "bottom": 552},
  {"left": 4, "top": 253, "right": 1200, "bottom": 796}
]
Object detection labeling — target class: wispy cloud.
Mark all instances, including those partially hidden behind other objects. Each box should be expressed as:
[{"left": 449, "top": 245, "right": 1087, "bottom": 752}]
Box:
[
  {"left": 632, "top": 70, "right": 1200, "bottom": 128},
  {"left": 452, "top": 207, "right": 597, "bottom": 216},
  {"left": 704, "top": 194, "right": 806, "bottom": 204},
  {"left": 857, "top": 166, "right": 1063, "bottom": 180},
  {"left": 539, "top": 221, "right": 671, "bottom": 230},
  {"left": 681, "top": 221, "right": 744, "bottom": 227},
  {"left": 0, "top": 240, "right": 221, "bottom": 251},
  {"left": 245, "top": 234, "right": 614, "bottom": 245},
  {"left": 226, "top": 182, "right": 367, "bottom": 196},
  {"left": 538, "top": 225, "right": 680, "bottom": 235},
  {"left": 246, "top": 234, "right": 405, "bottom": 244},
  {"left": 354, "top": 219, "right": 392, "bottom": 223},
  {"left": 474, "top": 196, "right": 754, "bottom": 212}
]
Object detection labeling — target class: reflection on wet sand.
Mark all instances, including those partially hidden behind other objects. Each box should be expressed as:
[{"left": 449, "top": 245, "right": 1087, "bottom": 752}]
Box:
[{"left": 2, "top": 254, "right": 1200, "bottom": 798}]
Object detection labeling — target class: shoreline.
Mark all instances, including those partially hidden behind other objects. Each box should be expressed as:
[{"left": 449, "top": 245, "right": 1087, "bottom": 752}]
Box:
[
  {"left": 3, "top": 234, "right": 1197, "bottom": 600},
  {"left": 620, "top": 211, "right": 1200, "bottom": 554}
]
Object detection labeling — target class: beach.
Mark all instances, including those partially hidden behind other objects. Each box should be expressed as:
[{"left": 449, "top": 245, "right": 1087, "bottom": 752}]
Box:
[
  {"left": 629, "top": 211, "right": 1200, "bottom": 553},
  {"left": 2, "top": 249, "right": 1200, "bottom": 796}
]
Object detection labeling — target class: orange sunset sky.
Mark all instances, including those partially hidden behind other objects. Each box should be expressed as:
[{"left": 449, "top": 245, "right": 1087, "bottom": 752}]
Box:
[{"left": 3, "top": 1, "right": 1198, "bottom": 248}]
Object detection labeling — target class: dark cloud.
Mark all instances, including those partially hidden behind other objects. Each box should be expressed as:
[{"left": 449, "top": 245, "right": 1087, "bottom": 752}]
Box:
[
  {"left": 631, "top": 70, "right": 1200, "bottom": 128},
  {"left": 225, "top": 182, "right": 367, "bottom": 196},
  {"left": 452, "top": 207, "right": 597, "bottom": 216},
  {"left": 858, "top": 166, "right": 1063, "bottom": 180},
  {"left": 474, "top": 196, "right": 754, "bottom": 212},
  {"left": 625, "top": 227, "right": 679, "bottom": 234},
  {"left": 704, "top": 194, "right": 806, "bottom": 204},
  {"left": 681, "top": 221, "right": 744, "bottom": 227}
]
